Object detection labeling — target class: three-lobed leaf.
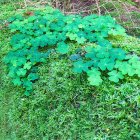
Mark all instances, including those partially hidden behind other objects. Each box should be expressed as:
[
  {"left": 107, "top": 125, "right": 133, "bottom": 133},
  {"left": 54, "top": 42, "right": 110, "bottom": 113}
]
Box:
[
  {"left": 108, "top": 70, "right": 124, "bottom": 83},
  {"left": 87, "top": 68, "right": 102, "bottom": 86}
]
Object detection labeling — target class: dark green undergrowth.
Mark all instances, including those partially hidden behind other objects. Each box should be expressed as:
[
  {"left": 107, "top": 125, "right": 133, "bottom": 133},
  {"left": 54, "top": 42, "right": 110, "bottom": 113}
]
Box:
[
  {"left": 4, "top": 6, "right": 140, "bottom": 95},
  {"left": 8, "top": 53, "right": 140, "bottom": 140},
  {"left": 1, "top": 2, "right": 140, "bottom": 140},
  {"left": 1, "top": 36, "right": 140, "bottom": 139}
]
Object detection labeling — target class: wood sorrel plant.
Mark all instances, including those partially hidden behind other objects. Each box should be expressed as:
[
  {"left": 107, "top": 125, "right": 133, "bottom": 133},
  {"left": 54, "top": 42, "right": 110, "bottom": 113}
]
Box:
[{"left": 4, "top": 6, "right": 140, "bottom": 95}]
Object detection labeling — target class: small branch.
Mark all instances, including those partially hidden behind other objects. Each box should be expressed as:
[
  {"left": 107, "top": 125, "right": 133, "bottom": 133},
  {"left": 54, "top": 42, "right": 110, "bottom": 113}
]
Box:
[
  {"left": 95, "top": 0, "right": 101, "bottom": 15},
  {"left": 24, "top": 0, "right": 27, "bottom": 8}
]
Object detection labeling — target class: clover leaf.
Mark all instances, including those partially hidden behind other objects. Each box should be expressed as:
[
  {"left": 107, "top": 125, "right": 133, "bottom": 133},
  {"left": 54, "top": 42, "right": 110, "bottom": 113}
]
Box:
[
  {"left": 127, "top": 67, "right": 136, "bottom": 76},
  {"left": 91, "top": 58, "right": 100, "bottom": 67},
  {"left": 12, "top": 78, "right": 22, "bottom": 86},
  {"left": 115, "top": 61, "right": 128, "bottom": 75},
  {"left": 97, "top": 39, "right": 112, "bottom": 48},
  {"left": 78, "top": 24, "right": 85, "bottom": 29},
  {"left": 108, "top": 70, "right": 124, "bottom": 83},
  {"left": 96, "top": 48, "right": 110, "bottom": 59},
  {"left": 22, "top": 79, "right": 33, "bottom": 91},
  {"left": 17, "top": 58, "right": 27, "bottom": 66},
  {"left": 24, "top": 90, "right": 30, "bottom": 96},
  {"left": 128, "top": 55, "right": 139, "bottom": 64},
  {"left": 88, "top": 75, "right": 103, "bottom": 86},
  {"left": 73, "top": 60, "right": 91, "bottom": 73},
  {"left": 8, "top": 70, "right": 16, "bottom": 78},
  {"left": 23, "top": 62, "right": 32, "bottom": 70},
  {"left": 85, "top": 52, "right": 96, "bottom": 59},
  {"left": 66, "top": 32, "right": 78, "bottom": 41},
  {"left": 87, "top": 67, "right": 101, "bottom": 76},
  {"left": 85, "top": 46, "right": 96, "bottom": 58},
  {"left": 85, "top": 46, "right": 95, "bottom": 52},
  {"left": 87, "top": 68, "right": 102, "bottom": 86},
  {"left": 135, "top": 67, "right": 140, "bottom": 77},
  {"left": 16, "top": 68, "right": 27, "bottom": 76},
  {"left": 110, "top": 48, "right": 126, "bottom": 60},
  {"left": 28, "top": 73, "right": 39, "bottom": 81},
  {"left": 76, "top": 37, "right": 86, "bottom": 44},
  {"left": 115, "top": 61, "right": 136, "bottom": 76},
  {"left": 56, "top": 42, "right": 69, "bottom": 54},
  {"left": 98, "top": 58, "right": 115, "bottom": 71}
]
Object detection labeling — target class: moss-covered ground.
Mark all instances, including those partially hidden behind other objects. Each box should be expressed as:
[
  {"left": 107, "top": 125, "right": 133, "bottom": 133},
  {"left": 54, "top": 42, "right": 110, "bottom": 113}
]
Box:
[{"left": 0, "top": 1, "right": 140, "bottom": 140}]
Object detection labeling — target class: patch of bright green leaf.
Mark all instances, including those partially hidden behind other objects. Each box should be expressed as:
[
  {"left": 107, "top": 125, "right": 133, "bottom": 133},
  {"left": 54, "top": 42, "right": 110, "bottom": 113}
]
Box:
[
  {"left": 87, "top": 68, "right": 102, "bottom": 86},
  {"left": 73, "top": 60, "right": 90, "bottom": 73},
  {"left": 56, "top": 42, "right": 69, "bottom": 54},
  {"left": 12, "top": 78, "right": 22, "bottom": 86},
  {"left": 108, "top": 70, "right": 124, "bottom": 83},
  {"left": 72, "top": 45, "right": 140, "bottom": 86},
  {"left": 16, "top": 68, "right": 26, "bottom": 77},
  {"left": 4, "top": 6, "right": 139, "bottom": 95},
  {"left": 98, "top": 58, "right": 114, "bottom": 71}
]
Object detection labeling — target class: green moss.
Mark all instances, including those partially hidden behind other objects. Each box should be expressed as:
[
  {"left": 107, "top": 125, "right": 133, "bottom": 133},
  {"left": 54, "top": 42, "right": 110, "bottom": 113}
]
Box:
[
  {"left": 7, "top": 55, "right": 140, "bottom": 140},
  {"left": 1, "top": 2, "right": 140, "bottom": 140}
]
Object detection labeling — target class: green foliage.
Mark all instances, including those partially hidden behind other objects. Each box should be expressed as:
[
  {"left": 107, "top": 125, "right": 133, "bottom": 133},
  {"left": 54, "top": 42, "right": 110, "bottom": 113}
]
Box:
[
  {"left": 108, "top": 70, "right": 124, "bottom": 82},
  {"left": 87, "top": 68, "right": 103, "bottom": 86},
  {"left": 1, "top": 3, "right": 140, "bottom": 140},
  {"left": 0, "top": 0, "right": 21, "bottom": 4},
  {"left": 56, "top": 42, "right": 69, "bottom": 54},
  {"left": 4, "top": 6, "right": 139, "bottom": 94},
  {"left": 72, "top": 45, "right": 140, "bottom": 86},
  {"left": 7, "top": 57, "right": 140, "bottom": 140},
  {"left": 72, "top": 60, "right": 91, "bottom": 73}
]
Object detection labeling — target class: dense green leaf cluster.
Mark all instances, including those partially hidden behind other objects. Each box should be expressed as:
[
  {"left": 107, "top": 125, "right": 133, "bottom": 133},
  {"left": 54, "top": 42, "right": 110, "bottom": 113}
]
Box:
[
  {"left": 4, "top": 6, "right": 139, "bottom": 95},
  {"left": 73, "top": 45, "right": 140, "bottom": 85},
  {"left": 7, "top": 57, "right": 140, "bottom": 140}
]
